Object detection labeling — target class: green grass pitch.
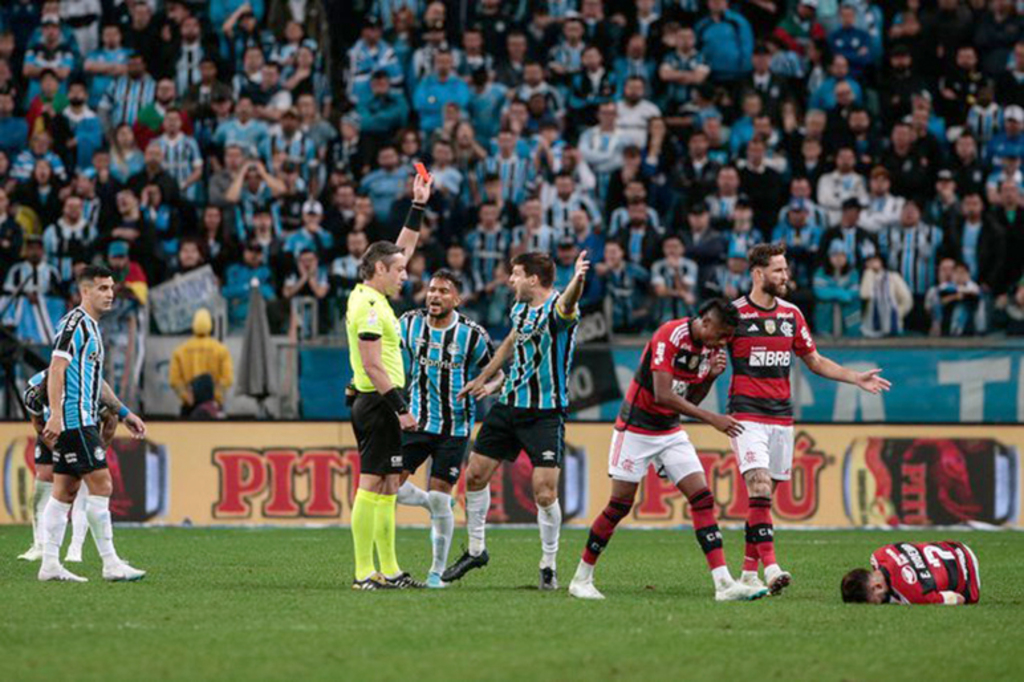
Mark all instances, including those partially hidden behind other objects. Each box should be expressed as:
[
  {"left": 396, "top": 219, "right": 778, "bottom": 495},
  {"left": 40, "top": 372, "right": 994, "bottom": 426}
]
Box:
[{"left": 0, "top": 526, "right": 1020, "bottom": 681}]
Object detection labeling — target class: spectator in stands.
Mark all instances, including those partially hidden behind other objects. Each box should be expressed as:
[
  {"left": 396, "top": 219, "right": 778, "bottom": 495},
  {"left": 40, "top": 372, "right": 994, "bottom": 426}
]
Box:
[
  {"left": 170, "top": 307, "right": 235, "bottom": 418},
  {"left": 358, "top": 144, "right": 406, "bottom": 222},
  {"left": 948, "top": 191, "right": 1007, "bottom": 299},
  {"left": 414, "top": 49, "right": 469, "bottom": 137},
  {"left": 110, "top": 123, "right": 144, "bottom": 183},
  {"left": 860, "top": 166, "right": 905, "bottom": 235},
  {"left": 861, "top": 253, "right": 913, "bottom": 338},
  {"left": 283, "top": 247, "right": 330, "bottom": 334},
  {"left": 819, "top": 197, "right": 878, "bottom": 271},
  {"left": 704, "top": 243, "right": 751, "bottom": 302},
  {"left": 650, "top": 234, "right": 698, "bottom": 324},
  {"left": 223, "top": 239, "right": 276, "bottom": 331},
  {"left": 2, "top": 233, "right": 61, "bottom": 300},
  {"left": 682, "top": 202, "right": 726, "bottom": 290},
  {"left": 817, "top": 146, "right": 867, "bottom": 226},
  {"left": 595, "top": 240, "right": 650, "bottom": 335},
  {"left": 880, "top": 200, "right": 946, "bottom": 332},
  {"left": 814, "top": 240, "right": 861, "bottom": 338},
  {"left": 695, "top": 0, "right": 753, "bottom": 85}
]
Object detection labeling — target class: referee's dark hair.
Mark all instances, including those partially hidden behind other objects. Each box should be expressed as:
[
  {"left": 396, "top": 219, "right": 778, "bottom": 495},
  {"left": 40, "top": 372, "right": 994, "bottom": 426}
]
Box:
[
  {"left": 510, "top": 251, "right": 555, "bottom": 288},
  {"left": 698, "top": 297, "right": 740, "bottom": 329},
  {"left": 79, "top": 265, "right": 114, "bottom": 283},
  {"left": 359, "top": 241, "right": 404, "bottom": 281},
  {"left": 431, "top": 268, "right": 463, "bottom": 290}
]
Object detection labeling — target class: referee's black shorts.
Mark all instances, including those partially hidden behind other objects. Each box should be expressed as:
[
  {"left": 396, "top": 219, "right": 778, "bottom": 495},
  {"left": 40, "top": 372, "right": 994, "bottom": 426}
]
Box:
[{"left": 351, "top": 392, "right": 403, "bottom": 476}]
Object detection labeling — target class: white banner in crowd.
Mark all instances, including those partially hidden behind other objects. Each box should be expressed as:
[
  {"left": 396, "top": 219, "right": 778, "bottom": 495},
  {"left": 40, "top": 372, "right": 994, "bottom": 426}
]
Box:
[{"left": 148, "top": 266, "right": 222, "bottom": 334}]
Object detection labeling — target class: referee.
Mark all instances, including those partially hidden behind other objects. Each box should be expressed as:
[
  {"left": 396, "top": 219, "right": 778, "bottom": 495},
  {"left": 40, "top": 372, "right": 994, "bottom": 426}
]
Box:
[{"left": 346, "top": 171, "right": 432, "bottom": 590}]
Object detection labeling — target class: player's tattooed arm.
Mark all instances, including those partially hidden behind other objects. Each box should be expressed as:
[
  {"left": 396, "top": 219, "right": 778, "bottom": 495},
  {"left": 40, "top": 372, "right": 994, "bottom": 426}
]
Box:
[
  {"left": 459, "top": 335, "right": 514, "bottom": 399},
  {"left": 653, "top": 370, "right": 743, "bottom": 437},
  {"left": 99, "top": 380, "right": 125, "bottom": 414},
  {"left": 556, "top": 249, "right": 591, "bottom": 318},
  {"left": 801, "top": 351, "right": 892, "bottom": 394}
]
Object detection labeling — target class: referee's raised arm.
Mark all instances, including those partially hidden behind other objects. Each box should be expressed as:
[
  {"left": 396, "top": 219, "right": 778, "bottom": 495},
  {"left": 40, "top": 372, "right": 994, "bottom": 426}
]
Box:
[{"left": 396, "top": 173, "right": 433, "bottom": 261}]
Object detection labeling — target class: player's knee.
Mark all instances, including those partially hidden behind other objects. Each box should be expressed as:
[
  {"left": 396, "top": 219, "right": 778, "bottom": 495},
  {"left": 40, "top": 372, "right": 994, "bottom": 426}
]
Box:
[
  {"left": 534, "top": 488, "right": 558, "bottom": 508},
  {"left": 745, "top": 470, "right": 772, "bottom": 498},
  {"left": 85, "top": 475, "right": 113, "bottom": 497}
]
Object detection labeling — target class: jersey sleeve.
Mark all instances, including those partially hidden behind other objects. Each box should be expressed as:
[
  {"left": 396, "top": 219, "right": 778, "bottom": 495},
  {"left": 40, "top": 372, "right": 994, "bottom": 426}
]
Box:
[
  {"left": 471, "top": 328, "right": 495, "bottom": 370},
  {"left": 793, "top": 307, "right": 816, "bottom": 357},
  {"left": 353, "top": 299, "right": 383, "bottom": 340},
  {"left": 552, "top": 295, "right": 580, "bottom": 331},
  {"left": 52, "top": 317, "right": 78, "bottom": 361},
  {"left": 649, "top": 322, "right": 682, "bottom": 375}
]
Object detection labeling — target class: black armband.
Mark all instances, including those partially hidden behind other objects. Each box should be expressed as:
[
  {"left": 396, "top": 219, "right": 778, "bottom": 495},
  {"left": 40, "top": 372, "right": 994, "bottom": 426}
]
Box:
[
  {"left": 383, "top": 388, "right": 409, "bottom": 415},
  {"left": 403, "top": 203, "right": 426, "bottom": 231}
]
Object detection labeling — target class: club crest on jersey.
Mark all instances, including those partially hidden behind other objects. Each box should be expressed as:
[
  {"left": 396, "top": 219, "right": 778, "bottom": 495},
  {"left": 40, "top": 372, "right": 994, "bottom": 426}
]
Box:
[
  {"left": 764, "top": 319, "right": 776, "bottom": 334},
  {"left": 780, "top": 321, "right": 794, "bottom": 337},
  {"left": 448, "top": 342, "right": 461, "bottom": 356},
  {"left": 901, "top": 566, "right": 918, "bottom": 585},
  {"left": 689, "top": 355, "right": 699, "bottom": 369}
]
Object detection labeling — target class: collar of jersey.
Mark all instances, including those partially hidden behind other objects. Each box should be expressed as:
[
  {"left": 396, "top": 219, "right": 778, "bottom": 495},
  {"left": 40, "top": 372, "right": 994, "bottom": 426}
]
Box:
[
  {"left": 427, "top": 311, "right": 460, "bottom": 332},
  {"left": 357, "top": 282, "right": 387, "bottom": 303}
]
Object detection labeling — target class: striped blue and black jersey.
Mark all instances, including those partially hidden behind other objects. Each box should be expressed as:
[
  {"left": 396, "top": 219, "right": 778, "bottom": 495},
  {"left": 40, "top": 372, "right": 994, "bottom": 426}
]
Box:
[
  {"left": 501, "top": 293, "right": 578, "bottom": 411},
  {"left": 52, "top": 307, "right": 104, "bottom": 429},
  {"left": 400, "top": 311, "right": 494, "bottom": 437}
]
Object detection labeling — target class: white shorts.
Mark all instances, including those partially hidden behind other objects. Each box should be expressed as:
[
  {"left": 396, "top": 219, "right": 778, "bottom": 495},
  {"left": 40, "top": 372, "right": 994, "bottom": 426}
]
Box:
[
  {"left": 608, "top": 428, "right": 704, "bottom": 484},
  {"left": 731, "top": 421, "right": 795, "bottom": 481}
]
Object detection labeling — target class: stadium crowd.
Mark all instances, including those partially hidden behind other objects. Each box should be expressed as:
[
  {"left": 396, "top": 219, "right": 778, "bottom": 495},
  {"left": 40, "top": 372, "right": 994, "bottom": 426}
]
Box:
[{"left": 2, "top": 0, "right": 1024, "bottom": 349}]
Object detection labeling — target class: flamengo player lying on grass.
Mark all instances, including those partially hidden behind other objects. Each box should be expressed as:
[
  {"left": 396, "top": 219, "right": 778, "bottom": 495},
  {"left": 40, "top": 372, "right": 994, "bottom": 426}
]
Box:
[
  {"left": 841, "top": 541, "right": 981, "bottom": 605},
  {"left": 569, "top": 298, "right": 768, "bottom": 602}
]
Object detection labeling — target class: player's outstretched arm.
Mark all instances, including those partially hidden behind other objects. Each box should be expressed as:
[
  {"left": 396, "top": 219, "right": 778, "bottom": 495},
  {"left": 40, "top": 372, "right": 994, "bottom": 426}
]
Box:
[
  {"left": 801, "top": 351, "right": 892, "bottom": 394},
  {"left": 556, "top": 249, "right": 590, "bottom": 318},
  {"left": 652, "top": 370, "right": 743, "bottom": 437},
  {"left": 396, "top": 173, "right": 433, "bottom": 262},
  {"left": 459, "top": 335, "right": 514, "bottom": 399}
]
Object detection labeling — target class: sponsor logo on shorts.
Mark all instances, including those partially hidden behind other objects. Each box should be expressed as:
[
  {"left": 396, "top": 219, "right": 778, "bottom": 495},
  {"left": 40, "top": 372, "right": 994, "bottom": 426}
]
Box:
[
  {"left": 95, "top": 446, "right": 106, "bottom": 462},
  {"left": 744, "top": 450, "right": 758, "bottom": 465},
  {"left": 541, "top": 450, "right": 556, "bottom": 462},
  {"left": 749, "top": 347, "right": 791, "bottom": 367},
  {"left": 449, "top": 467, "right": 459, "bottom": 479},
  {"left": 391, "top": 455, "right": 403, "bottom": 467},
  {"left": 620, "top": 459, "right": 634, "bottom": 473}
]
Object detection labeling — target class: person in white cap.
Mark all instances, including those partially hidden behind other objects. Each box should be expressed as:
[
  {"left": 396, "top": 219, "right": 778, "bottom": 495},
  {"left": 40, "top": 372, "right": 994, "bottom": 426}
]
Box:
[
  {"left": 987, "top": 104, "right": 1024, "bottom": 165},
  {"left": 283, "top": 199, "right": 334, "bottom": 259}
]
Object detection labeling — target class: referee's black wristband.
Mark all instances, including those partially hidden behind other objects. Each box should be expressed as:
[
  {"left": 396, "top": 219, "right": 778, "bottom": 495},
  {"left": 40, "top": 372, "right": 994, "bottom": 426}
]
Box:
[
  {"left": 383, "top": 388, "right": 409, "bottom": 415},
  {"left": 404, "top": 203, "right": 426, "bottom": 232}
]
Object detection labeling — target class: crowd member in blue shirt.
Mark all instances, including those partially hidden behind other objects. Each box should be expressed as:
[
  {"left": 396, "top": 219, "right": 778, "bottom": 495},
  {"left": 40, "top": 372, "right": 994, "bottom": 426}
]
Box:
[
  {"left": 595, "top": 240, "right": 650, "bottom": 334},
  {"left": 359, "top": 144, "right": 407, "bottom": 220},
  {"left": 83, "top": 24, "right": 130, "bottom": 108},
  {"left": 413, "top": 49, "right": 470, "bottom": 136},
  {"left": 694, "top": 0, "right": 753, "bottom": 84},
  {"left": 356, "top": 70, "right": 409, "bottom": 146},
  {"left": 827, "top": 4, "right": 874, "bottom": 79}
]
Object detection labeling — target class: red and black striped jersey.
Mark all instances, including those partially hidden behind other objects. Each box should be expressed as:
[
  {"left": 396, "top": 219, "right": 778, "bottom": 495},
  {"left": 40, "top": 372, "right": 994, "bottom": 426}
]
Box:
[
  {"left": 726, "top": 296, "right": 815, "bottom": 425},
  {"left": 616, "top": 318, "right": 719, "bottom": 434},
  {"left": 871, "top": 541, "right": 980, "bottom": 605}
]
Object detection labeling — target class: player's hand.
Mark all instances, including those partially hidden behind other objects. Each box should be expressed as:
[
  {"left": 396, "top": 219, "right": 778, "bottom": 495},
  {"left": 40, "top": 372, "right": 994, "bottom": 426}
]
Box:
[
  {"left": 709, "top": 350, "right": 728, "bottom": 377},
  {"left": 411, "top": 172, "right": 433, "bottom": 204},
  {"left": 709, "top": 414, "right": 744, "bottom": 438},
  {"left": 457, "top": 376, "right": 490, "bottom": 400},
  {"left": 399, "top": 412, "right": 419, "bottom": 431},
  {"left": 42, "top": 414, "right": 62, "bottom": 445},
  {"left": 124, "top": 413, "right": 147, "bottom": 439},
  {"left": 854, "top": 368, "right": 891, "bottom": 394},
  {"left": 574, "top": 249, "right": 590, "bottom": 281}
]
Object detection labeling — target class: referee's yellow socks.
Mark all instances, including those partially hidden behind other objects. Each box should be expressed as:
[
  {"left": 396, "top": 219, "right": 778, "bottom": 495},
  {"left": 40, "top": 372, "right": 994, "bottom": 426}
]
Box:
[
  {"left": 374, "top": 493, "right": 401, "bottom": 578},
  {"left": 351, "top": 489, "right": 379, "bottom": 581}
]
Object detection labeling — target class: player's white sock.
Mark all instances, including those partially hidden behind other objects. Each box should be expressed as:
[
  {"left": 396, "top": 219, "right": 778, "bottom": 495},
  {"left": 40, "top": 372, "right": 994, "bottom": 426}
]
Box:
[
  {"left": 69, "top": 485, "right": 89, "bottom": 554},
  {"left": 32, "top": 480, "right": 53, "bottom": 548},
  {"left": 85, "top": 495, "right": 119, "bottom": 568},
  {"left": 465, "top": 487, "right": 490, "bottom": 556},
  {"left": 711, "top": 566, "right": 733, "bottom": 587},
  {"left": 397, "top": 480, "right": 430, "bottom": 509},
  {"left": 741, "top": 570, "right": 760, "bottom": 582},
  {"left": 574, "top": 558, "right": 595, "bottom": 583},
  {"left": 537, "top": 500, "right": 561, "bottom": 570},
  {"left": 40, "top": 498, "right": 71, "bottom": 571},
  {"left": 427, "top": 491, "right": 454, "bottom": 575}
]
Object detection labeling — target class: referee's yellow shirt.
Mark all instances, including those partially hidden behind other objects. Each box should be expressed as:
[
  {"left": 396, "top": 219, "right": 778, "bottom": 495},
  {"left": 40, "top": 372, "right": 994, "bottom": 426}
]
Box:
[{"left": 346, "top": 283, "right": 405, "bottom": 392}]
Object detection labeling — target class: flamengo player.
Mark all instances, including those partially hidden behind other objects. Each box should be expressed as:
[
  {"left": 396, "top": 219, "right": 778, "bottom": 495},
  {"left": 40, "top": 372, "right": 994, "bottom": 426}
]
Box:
[
  {"left": 729, "top": 244, "right": 890, "bottom": 595},
  {"left": 841, "top": 541, "right": 980, "bottom": 605},
  {"left": 569, "top": 299, "right": 769, "bottom": 602}
]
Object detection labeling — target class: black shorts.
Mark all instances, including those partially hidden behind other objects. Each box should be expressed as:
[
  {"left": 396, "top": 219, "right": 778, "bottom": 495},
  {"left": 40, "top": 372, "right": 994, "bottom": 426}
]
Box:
[
  {"left": 53, "top": 426, "right": 108, "bottom": 477},
  {"left": 35, "top": 440, "right": 53, "bottom": 466},
  {"left": 351, "top": 392, "right": 403, "bottom": 476},
  {"left": 401, "top": 432, "right": 469, "bottom": 485},
  {"left": 474, "top": 403, "right": 565, "bottom": 468}
]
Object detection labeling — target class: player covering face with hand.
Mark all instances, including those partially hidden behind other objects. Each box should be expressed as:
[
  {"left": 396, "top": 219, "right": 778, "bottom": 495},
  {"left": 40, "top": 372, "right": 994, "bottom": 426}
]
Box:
[
  {"left": 841, "top": 541, "right": 980, "bottom": 606},
  {"left": 569, "top": 299, "right": 768, "bottom": 602}
]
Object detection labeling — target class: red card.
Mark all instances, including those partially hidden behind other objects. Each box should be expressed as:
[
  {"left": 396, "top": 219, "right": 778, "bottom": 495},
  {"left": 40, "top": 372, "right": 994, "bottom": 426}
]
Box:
[{"left": 414, "top": 162, "right": 431, "bottom": 182}]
